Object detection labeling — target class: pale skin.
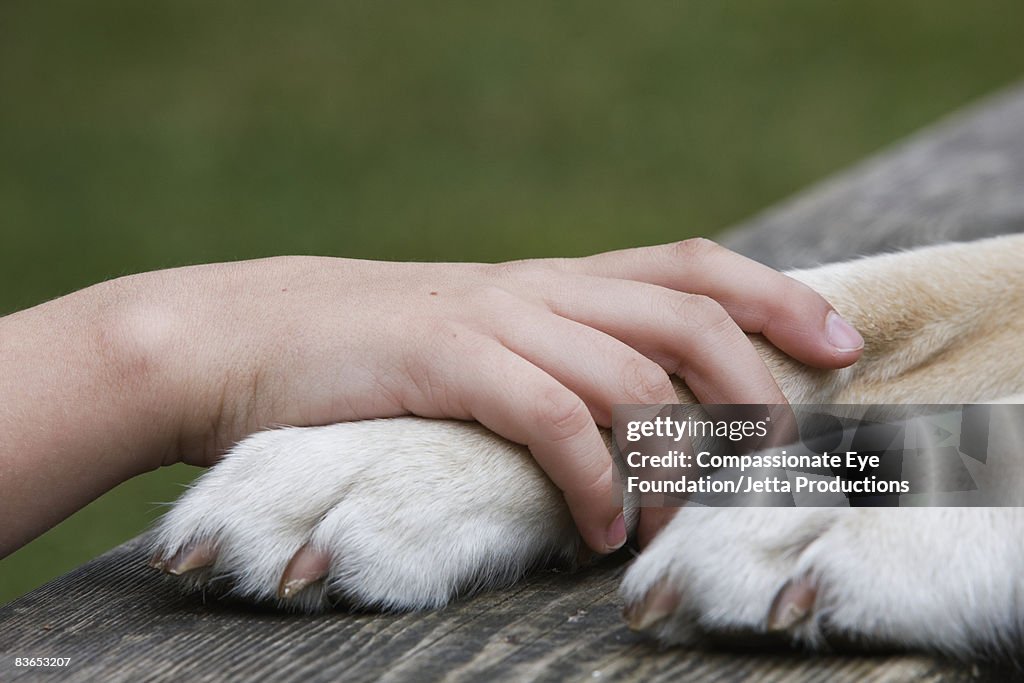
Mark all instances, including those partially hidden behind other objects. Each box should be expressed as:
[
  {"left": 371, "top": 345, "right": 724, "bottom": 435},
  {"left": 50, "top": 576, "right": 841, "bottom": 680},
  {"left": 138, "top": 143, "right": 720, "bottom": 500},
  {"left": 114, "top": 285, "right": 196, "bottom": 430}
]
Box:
[{"left": 0, "top": 239, "right": 863, "bottom": 558}]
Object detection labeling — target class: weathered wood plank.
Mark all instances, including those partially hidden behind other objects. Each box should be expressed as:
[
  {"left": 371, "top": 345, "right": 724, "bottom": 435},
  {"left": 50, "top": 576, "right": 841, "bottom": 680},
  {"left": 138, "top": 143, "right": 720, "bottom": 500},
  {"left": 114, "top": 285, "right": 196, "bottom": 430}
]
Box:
[
  {"left": 0, "top": 536, "right": 999, "bottom": 682},
  {"left": 4, "top": 83, "right": 1024, "bottom": 682}
]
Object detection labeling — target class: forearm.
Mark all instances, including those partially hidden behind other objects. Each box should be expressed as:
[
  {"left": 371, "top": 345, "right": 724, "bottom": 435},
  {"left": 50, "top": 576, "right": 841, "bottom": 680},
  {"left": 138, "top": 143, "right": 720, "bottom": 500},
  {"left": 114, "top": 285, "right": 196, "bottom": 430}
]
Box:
[{"left": 0, "top": 274, "right": 184, "bottom": 555}]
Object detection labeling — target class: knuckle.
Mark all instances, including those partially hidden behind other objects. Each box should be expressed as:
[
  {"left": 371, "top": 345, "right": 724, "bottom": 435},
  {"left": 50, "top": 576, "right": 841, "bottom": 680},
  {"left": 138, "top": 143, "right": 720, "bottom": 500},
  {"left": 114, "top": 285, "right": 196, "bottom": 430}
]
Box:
[
  {"left": 667, "top": 295, "right": 743, "bottom": 362},
  {"left": 537, "top": 388, "right": 592, "bottom": 443},
  {"left": 623, "top": 359, "right": 673, "bottom": 405},
  {"left": 685, "top": 294, "right": 732, "bottom": 329},
  {"left": 488, "top": 259, "right": 552, "bottom": 286},
  {"left": 665, "top": 292, "right": 731, "bottom": 331},
  {"left": 487, "top": 260, "right": 521, "bottom": 281},
  {"left": 670, "top": 236, "right": 720, "bottom": 262},
  {"left": 661, "top": 292, "right": 695, "bottom": 320}
]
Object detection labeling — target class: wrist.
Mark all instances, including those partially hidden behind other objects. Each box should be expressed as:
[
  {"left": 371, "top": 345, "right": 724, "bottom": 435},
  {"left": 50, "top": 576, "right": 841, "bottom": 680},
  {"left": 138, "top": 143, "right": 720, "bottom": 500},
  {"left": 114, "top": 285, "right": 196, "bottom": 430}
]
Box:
[
  {"left": 115, "top": 262, "right": 275, "bottom": 468},
  {"left": 89, "top": 270, "right": 201, "bottom": 472}
]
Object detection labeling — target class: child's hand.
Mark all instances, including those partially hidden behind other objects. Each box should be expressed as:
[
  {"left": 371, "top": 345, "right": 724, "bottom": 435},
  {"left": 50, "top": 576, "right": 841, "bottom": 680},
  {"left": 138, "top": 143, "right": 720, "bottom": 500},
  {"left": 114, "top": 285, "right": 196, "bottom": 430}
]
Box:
[{"left": 150, "top": 239, "right": 862, "bottom": 554}]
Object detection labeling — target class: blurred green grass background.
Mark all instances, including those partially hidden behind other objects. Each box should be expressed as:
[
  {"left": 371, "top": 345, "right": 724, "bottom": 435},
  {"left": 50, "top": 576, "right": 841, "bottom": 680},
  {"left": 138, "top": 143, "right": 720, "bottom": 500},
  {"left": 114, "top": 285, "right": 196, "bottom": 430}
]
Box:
[{"left": 2, "top": 0, "right": 1023, "bottom": 604}]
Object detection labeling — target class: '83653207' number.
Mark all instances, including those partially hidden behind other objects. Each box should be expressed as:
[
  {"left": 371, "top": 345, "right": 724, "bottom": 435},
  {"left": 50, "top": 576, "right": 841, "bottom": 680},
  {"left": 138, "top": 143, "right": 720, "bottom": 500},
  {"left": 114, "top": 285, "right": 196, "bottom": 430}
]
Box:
[{"left": 15, "top": 657, "right": 71, "bottom": 667}]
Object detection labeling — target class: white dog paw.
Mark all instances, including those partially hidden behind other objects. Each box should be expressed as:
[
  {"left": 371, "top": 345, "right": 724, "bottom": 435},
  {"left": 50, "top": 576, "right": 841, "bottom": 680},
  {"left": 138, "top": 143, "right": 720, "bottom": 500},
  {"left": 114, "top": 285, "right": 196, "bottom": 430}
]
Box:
[
  {"left": 150, "top": 418, "right": 581, "bottom": 611},
  {"left": 621, "top": 507, "right": 1024, "bottom": 657}
]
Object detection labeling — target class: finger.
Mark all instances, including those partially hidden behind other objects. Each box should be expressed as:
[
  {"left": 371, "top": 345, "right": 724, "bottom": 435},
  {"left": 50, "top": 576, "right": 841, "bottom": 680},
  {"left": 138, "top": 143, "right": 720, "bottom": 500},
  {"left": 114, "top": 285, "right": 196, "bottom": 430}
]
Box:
[
  {"left": 409, "top": 334, "right": 626, "bottom": 555},
  {"left": 536, "top": 276, "right": 788, "bottom": 405},
  {"left": 494, "top": 308, "right": 679, "bottom": 426},
  {"left": 547, "top": 239, "right": 864, "bottom": 368}
]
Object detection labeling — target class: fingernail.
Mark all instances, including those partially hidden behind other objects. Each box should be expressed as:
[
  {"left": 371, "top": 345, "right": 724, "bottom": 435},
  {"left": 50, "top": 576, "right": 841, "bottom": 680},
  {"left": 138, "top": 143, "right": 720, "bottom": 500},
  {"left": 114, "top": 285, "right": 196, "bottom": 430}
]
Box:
[
  {"left": 826, "top": 311, "right": 864, "bottom": 352},
  {"left": 605, "top": 512, "right": 627, "bottom": 552}
]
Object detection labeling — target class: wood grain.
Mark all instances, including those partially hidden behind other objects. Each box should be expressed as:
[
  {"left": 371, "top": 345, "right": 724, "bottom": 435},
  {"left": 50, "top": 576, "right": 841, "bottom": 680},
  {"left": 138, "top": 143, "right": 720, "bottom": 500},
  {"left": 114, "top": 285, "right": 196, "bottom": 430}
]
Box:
[{"left": 0, "top": 536, "right": 1002, "bottom": 682}]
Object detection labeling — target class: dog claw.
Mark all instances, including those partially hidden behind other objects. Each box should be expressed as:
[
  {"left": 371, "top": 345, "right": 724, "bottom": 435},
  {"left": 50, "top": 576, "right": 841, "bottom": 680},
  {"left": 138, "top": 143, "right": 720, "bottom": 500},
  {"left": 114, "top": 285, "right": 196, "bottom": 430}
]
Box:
[
  {"left": 277, "top": 544, "right": 331, "bottom": 600},
  {"left": 767, "top": 577, "right": 817, "bottom": 632},
  {"left": 152, "top": 541, "right": 218, "bottom": 575},
  {"left": 623, "top": 578, "right": 680, "bottom": 631}
]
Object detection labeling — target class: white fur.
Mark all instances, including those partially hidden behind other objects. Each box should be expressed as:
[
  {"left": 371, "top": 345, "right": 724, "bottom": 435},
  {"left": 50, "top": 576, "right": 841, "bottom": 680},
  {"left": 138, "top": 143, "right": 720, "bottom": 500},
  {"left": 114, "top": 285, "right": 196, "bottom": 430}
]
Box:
[
  {"left": 622, "top": 507, "right": 1024, "bottom": 658},
  {"left": 152, "top": 234, "right": 1024, "bottom": 657},
  {"left": 152, "top": 419, "right": 584, "bottom": 611}
]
